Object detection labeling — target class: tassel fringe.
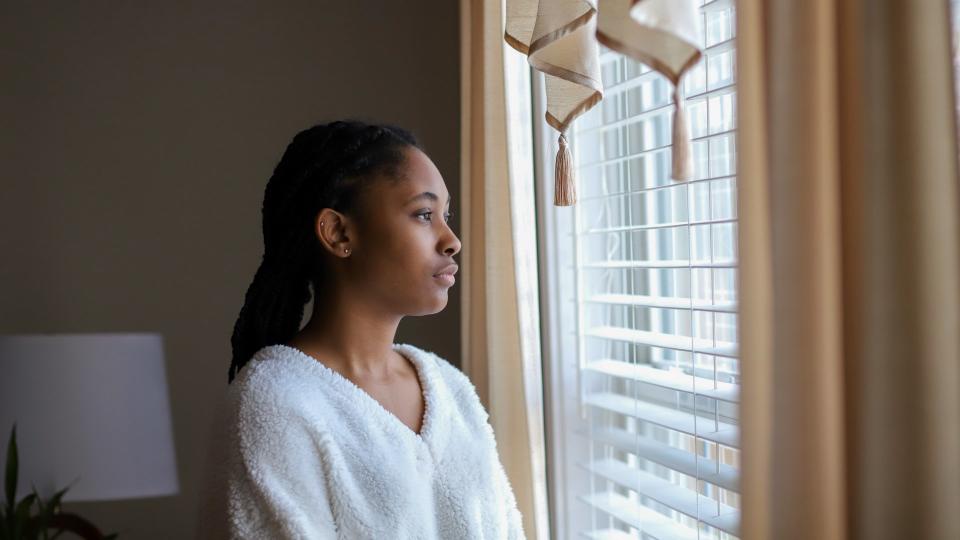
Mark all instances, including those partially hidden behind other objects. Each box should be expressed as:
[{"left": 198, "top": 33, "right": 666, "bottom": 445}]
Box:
[
  {"left": 555, "top": 133, "right": 576, "bottom": 206},
  {"left": 671, "top": 86, "right": 694, "bottom": 181}
]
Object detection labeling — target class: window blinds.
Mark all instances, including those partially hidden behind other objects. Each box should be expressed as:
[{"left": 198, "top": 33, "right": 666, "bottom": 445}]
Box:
[{"left": 562, "top": 0, "right": 740, "bottom": 538}]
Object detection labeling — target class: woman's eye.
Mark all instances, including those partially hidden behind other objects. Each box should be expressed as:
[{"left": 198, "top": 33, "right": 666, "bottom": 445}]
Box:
[{"left": 417, "top": 211, "right": 454, "bottom": 222}]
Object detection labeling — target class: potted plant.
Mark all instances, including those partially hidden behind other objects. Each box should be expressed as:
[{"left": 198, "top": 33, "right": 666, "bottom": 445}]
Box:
[{"left": 1, "top": 424, "right": 118, "bottom": 540}]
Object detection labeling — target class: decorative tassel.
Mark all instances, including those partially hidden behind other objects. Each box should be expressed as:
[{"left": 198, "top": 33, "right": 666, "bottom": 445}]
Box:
[
  {"left": 671, "top": 85, "right": 694, "bottom": 181},
  {"left": 555, "top": 133, "right": 576, "bottom": 206}
]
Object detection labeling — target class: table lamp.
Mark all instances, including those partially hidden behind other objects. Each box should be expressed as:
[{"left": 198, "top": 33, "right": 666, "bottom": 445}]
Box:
[{"left": 0, "top": 333, "right": 179, "bottom": 502}]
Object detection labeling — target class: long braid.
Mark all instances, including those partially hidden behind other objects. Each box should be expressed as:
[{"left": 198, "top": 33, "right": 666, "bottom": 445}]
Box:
[{"left": 228, "top": 120, "right": 419, "bottom": 383}]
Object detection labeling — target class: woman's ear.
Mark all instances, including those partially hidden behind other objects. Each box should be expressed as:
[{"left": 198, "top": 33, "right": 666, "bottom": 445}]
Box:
[{"left": 314, "top": 209, "right": 353, "bottom": 258}]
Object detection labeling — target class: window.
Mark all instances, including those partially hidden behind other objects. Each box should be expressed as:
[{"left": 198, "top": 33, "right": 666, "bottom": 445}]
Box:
[{"left": 532, "top": 1, "right": 741, "bottom": 538}]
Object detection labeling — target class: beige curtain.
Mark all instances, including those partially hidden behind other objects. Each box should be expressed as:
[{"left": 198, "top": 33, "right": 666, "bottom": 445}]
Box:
[
  {"left": 459, "top": 0, "right": 550, "bottom": 538},
  {"left": 738, "top": 1, "right": 960, "bottom": 539}
]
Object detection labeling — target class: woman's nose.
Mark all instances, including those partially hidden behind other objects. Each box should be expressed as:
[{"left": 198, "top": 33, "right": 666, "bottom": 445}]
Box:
[{"left": 442, "top": 229, "right": 461, "bottom": 256}]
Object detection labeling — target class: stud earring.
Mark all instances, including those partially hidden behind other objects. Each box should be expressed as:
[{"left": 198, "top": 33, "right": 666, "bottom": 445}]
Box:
[{"left": 344, "top": 248, "right": 350, "bottom": 254}]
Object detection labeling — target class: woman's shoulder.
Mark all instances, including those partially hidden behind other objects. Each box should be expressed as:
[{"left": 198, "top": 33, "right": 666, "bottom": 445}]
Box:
[
  {"left": 230, "top": 344, "right": 309, "bottom": 392},
  {"left": 226, "top": 344, "right": 335, "bottom": 425}
]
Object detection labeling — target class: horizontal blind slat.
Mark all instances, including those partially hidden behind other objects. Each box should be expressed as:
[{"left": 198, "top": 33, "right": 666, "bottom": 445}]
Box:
[
  {"left": 581, "top": 217, "right": 738, "bottom": 236},
  {"left": 581, "top": 529, "right": 636, "bottom": 540},
  {"left": 583, "top": 459, "right": 741, "bottom": 536},
  {"left": 576, "top": 174, "right": 737, "bottom": 203},
  {"left": 578, "top": 260, "right": 738, "bottom": 270},
  {"left": 585, "top": 359, "right": 739, "bottom": 402},
  {"left": 579, "top": 491, "right": 699, "bottom": 540},
  {"left": 577, "top": 83, "right": 736, "bottom": 135},
  {"left": 583, "top": 325, "right": 740, "bottom": 358},
  {"left": 577, "top": 128, "right": 736, "bottom": 169},
  {"left": 576, "top": 426, "right": 740, "bottom": 492},
  {"left": 583, "top": 392, "right": 740, "bottom": 448},
  {"left": 584, "top": 293, "right": 738, "bottom": 314}
]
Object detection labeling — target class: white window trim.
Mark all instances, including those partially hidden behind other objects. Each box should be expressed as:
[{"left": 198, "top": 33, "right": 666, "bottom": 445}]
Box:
[{"left": 531, "top": 65, "right": 588, "bottom": 540}]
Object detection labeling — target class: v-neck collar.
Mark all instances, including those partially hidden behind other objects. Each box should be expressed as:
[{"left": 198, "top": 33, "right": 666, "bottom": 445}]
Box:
[{"left": 271, "top": 343, "right": 434, "bottom": 444}]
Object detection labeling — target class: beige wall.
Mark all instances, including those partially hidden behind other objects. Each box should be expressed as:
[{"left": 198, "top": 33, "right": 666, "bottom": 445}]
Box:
[{"left": 0, "top": 1, "right": 460, "bottom": 537}]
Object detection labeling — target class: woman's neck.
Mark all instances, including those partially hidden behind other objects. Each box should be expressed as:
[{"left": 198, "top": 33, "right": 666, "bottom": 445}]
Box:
[{"left": 286, "top": 301, "right": 403, "bottom": 378}]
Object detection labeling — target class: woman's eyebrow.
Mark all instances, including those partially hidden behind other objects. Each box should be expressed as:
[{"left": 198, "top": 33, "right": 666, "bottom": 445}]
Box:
[{"left": 406, "top": 192, "right": 451, "bottom": 205}]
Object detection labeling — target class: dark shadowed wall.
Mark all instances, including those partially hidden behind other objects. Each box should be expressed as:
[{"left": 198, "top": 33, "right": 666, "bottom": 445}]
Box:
[{"left": 0, "top": 1, "right": 460, "bottom": 537}]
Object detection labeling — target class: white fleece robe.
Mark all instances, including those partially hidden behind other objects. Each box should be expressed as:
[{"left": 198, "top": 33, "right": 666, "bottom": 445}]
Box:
[{"left": 195, "top": 342, "right": 526, "bottom": 540}]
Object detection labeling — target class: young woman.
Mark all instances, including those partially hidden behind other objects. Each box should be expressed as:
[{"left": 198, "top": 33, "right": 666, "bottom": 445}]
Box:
[{"left": 196, "top": 120, "right": 526, "bottom": 539}]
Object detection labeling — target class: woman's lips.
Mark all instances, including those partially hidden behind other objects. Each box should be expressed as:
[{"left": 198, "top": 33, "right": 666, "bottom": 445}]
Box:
[
  {"left": 433, "top": 273, "right": 455, "bottom": 286},
  {"left": 433, "top": 263, "right": 458, "bottom": 287}
]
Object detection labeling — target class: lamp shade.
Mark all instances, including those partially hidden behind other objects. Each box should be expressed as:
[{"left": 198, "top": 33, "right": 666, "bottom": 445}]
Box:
[{"left": 0, "top": 333, "right": 179, "bottom": 502}]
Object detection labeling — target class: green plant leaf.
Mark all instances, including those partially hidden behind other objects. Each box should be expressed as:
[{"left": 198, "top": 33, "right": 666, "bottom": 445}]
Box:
[
  {"left": 30, "top": 484, "right": 45, "bottom": 515},
  {"left": 47, "top": 512, "right": 107, "bottom": 539},
  {"left": 47, "top": 484, "right": 72, "bottom": 515},
  {"left": 4, "top": 424, "right": 17, "bottom": 514},
  {"left": 14, "top": 493, "right": 36, "bottom": 522}
]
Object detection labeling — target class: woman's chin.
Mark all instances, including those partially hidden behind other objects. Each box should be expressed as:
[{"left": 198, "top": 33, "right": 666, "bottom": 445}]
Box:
[{"left": 424, "top": 291, "right": 449, "bottom": 314}]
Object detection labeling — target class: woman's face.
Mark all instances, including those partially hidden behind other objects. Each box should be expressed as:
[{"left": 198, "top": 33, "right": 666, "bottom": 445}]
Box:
[{"left": 338, "top": 146, "right": 461, "bottom": 316}]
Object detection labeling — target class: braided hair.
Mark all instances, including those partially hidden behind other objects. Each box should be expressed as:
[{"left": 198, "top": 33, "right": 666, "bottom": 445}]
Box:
[{"left": 228, "top": 119, "right": 419, "bottom": 384}]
